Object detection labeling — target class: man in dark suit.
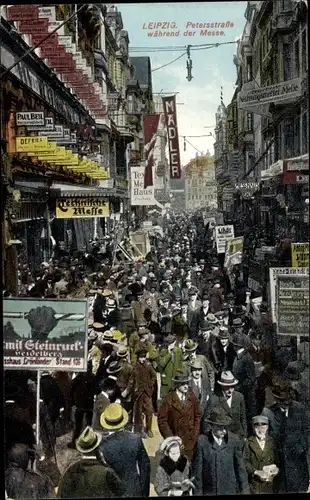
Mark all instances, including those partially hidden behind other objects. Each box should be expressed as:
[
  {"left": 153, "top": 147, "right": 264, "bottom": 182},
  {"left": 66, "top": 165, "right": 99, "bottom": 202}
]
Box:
[
  {"left": 188, "top": 358, "right": 211, "bottom": 414},
  {"left": 98, "top": 403, "right": 151, "bottom": 496},
  {"left": 262, "top": 381, "right": 310, "bottom": 493},
  {"left": 192, "top": 406, "right": 250, "bottom": 495},
  {"left": 92, "top": 377, "right": 117, "bottom": 431},
  {"left": 209, "top": 327, "right": 236, "bottom": 383},
  {"left": 202, "top": 371, "right": 247, "bottom": 441}
]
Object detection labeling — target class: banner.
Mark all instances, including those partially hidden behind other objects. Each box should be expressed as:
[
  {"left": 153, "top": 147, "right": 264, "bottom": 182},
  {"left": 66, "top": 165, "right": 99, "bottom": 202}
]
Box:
[
  {"left": 215, "top": 225, "right": 234, "bottom": 254},
  {"left": 162, "top": 95, "right": 181, "bottom": 179},
  {"left": 3, "top": 298, "right": 88, "bottom": 371},
  {"left": 269, "top": 267, "right": 309, "bottom": 323},
  {"left": 131, "top": 166, "right": 155, "bottom": 206},
  {"left": 56, "top": 198, "right": 110, "bottom": 219},
  {"left": 143, "top": 114, "right": 160, "bottom": 188},
  {"left": 291, "top": 242, "right": 309, "bottom": 267},
  {"left": 276, "top": 274, "right": 309, "bottom": 336},
  {"left": 224, "top": 236, "right": 244, "bottom": 270}
]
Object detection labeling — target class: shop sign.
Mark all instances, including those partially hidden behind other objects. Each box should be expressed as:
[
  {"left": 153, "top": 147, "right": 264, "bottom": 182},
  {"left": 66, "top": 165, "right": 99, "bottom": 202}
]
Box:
[
  {"left": 215, "top": 225, "right": 235, "bottom": 254},
  {"left": 16, "top": 111, "right": 44, "bottom": 127},
  {"left": 108, "top": 92, "right": 121, "bottom": 111},
  {"left": 15, "top": 136, "right": 48, "bottom": 152},
  {"left": 235, "top": 181, "right": 260, "bottom": 197},
  {"left": 238, "top": 78, "right": 302, "bottom": 109},
  {"left": 3, "top": 298, "right": 88, "bottom": 371},
  {"left": 269, "top": 267, "right": 309, "bottom": 323},
  {"left": 261, "top": 160, "right": 283, "bottom": 179},
  {"left": 27, "top": 116, "right": 54, "bottom": 132},
  {"left": 39, "top": 125, "right": 64, "bottom": 139},
  {"left": 38, "top": 6, "right": 56, "bottom": 22},
  {"left": 286, "top": 154, "right": 309, "bottom": 171},
  {"left": 48, "top": 21, "right": 65, "bottom": 35},
  {"left": 291, "top": 242, "right": 309, "bottom": 268},
  {"left": 7, "top": 6, "right": 39, "bottom": 21},
  {"left": 276, "top": 274, "right": 309, "bottom": 336},
  {"left": 224, "top": 236, "right": 244, "bottom": 271},
  {"left": 56, "top": 198, "right": 110, "bottom": 219},
  {"left": 58, "top": 36, "right": 73, "bottom": 49},
  {"left": 131, "top": 166, "right": 156, "bottom": 206},
  {"left": 162, "top": 95, "right": 181, "bottom": 179}
]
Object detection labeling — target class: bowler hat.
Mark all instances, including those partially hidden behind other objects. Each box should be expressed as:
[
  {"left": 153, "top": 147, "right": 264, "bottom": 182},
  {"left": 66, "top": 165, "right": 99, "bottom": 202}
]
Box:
[
  {"left": 284, "top": 364, "right": 302, "bottom": 381},
  {"left": 183, "top": 339, "right": 198, "bottom": 352},
  {"left": 188, "top": 288, "right": 196, "bottom": 296},
  {"left": 202, "top": 294, "right": 209, "bottom": 301},
  {"left": 205, "top": 406, "right": 232, "bottom": 426},
  {"left": 75, "top": 426, "right": 102, "bottom": 454},
  {"left": 231, "top": 333, "right": 249, "bottom": 348},
  {"left": 181, "top": 299, "right": 188, "bottom": 306},
  {"left": 271, "top": 381, "right": 294, "bottom": 400},
  {"left": 199, "top": 320, "right": 210, "bottom": 332},
  {"left": 106, "top": 361, "right": 122, "bottom": 375},
  {"left": 217, "top": 371, "right": 238, "bottom": 387},
  {"left": 100, "top": 403, "right": 129, "bottom": 430},
  {"left": 121, "top": 301, "right": 132, "bottom": 309},
  {"left": 172, "top": 370, "right": 190, "bottom": 384}
]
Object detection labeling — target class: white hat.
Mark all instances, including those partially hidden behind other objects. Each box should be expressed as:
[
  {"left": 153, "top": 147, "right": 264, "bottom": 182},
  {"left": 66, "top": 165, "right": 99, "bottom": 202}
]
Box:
[
  {"left": 217, "top": 371, "right": 239, "bottom": 387},
  {"left": 160, "top": 436, "right": 182, "bottom": 454}
]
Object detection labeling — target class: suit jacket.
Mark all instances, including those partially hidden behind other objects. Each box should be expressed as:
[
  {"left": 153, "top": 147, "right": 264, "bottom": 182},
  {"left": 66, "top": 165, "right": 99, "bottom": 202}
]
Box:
[
  {"left": 189, "top": 375, "right": 210, "bottom": 413},
  {"left": 202, "top": 390, "right": 247, "bottom": 439},
  {"left": 157, "top": 390, "right": 201, "bottom": 461},
  {"left": 92, "top": 392, "right": 110, "bottom": 431},
  {"left": 262, "top": 401, "right": 310, "bottom": 492},
  {"left": 244, "top": 435, "right": 279, "bottom": 494},
  {"left": 98, "top": 430, "right": 150, "bottom": 496},
  {"left": 191, "top": 431, "right": 250, "bottom": 495},
  {"left": 184, "top": 354, "right": 215, "bottom": 392},
  {"left": 210, "top": 339, "right": 236, "bottom": 372},
  {"left": 232, "top": 350, "right": 257, "bottom": 420},
  {"left": 127, "top": 360, "right": 157, "bottom": 399}
]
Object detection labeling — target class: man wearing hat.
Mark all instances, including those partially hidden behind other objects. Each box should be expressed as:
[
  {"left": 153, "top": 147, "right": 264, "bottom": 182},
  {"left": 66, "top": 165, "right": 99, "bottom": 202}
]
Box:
[
  {"left": 123, "top": 348, "right": 157, "bottom": 438},
  {"left": 132, "top": 290, "right": 147, "bottom": 328},
  {"left": 157, "top": 370, "right": 201, "bottom": 461},
  {"left": 188, "top": 358, "right": 211, "bottom": 413},
  {"left": 202, "top": 371, "right": 247, "bottom": 441},
  {"left": 209, "top": 280, "right": 224, "bottom": 314},
  {"left": 262, "top": 381, "right": 310, "bottom": 493},
  {"left": 58, "top": 426, "right": 123, "bottom": 498},
  {"left": 187, "top": 287, "right": 201, "bottom": 313},
  {"left": 92, "top": 377, "right": 119, "bottom": 432},
  {"left": 99, "top": 403, "right": 151, "bottom": 496},
  {"left": 88, "top": 330, "right": 102, "bottom": 376},
  {"left": 196, "top": 294, "right": 210, "bottom": 326},
  {"left": 244, "top": 415, "right": 279, "bottom": 494},
  {"left": 116, "top": 347, "right": 133, "bottom": 424},
  {"left": 231, "top": 333, "right": 257, "bottom": 432},
  {"left": 210, "top": 327, "right": 236, "bottom": 378},
  {"left": 192, "top": 406, "right": 250, "bottom": 495},
  {"left": 129, "top": 326, "right": 157, "bottom": 366},
  {"left": 157, "top": 334, "right": 184, "bottom": 399},
  {"left": 183, "top": 338, "right": 215, "bottom": 393}
]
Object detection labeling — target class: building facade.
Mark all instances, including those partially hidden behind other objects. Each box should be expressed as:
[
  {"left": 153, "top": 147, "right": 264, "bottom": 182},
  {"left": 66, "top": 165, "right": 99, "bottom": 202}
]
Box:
[{"left": 185, "top": 154, "right": 217, "bottom": 211}]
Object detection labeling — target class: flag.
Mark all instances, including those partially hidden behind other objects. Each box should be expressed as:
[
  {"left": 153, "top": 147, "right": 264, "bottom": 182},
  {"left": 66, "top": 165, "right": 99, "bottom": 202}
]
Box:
[{"left": 143, "top": 114, "right": 160, "bottom": 188}]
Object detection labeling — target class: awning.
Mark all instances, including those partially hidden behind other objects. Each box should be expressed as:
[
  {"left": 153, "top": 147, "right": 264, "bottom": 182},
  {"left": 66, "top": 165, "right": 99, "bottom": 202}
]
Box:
[
  {"left": 49, "top": 182, "right": 121, "bottom": 198},
  {"left": 260, "top": 160, "right": 283, "bottom": 181}
]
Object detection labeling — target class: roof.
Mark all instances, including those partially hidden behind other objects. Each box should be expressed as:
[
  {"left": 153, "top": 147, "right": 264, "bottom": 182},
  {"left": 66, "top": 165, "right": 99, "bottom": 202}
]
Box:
[{"left": 130, "top": 57, "right": 152, "bottom": 90}]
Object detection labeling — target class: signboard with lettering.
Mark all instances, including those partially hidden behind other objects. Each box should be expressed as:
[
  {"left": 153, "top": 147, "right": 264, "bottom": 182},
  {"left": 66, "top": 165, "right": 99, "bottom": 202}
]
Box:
[
  {"left": 162, "top": 95, "right": 181, "bottom": 179},
  {"left": 235, "top": 181, "right": 260, "bottom": 198},
  {"left": 269, "top": 267, "right": 309, "bottom": 323},
  {"left": 130, "top": 167, "right": 155, "bottom": 206},
  {"left": 15, "top": 136, "right": 48, "bottom": 152},
  {"left": 215, "top": 225, "right": 235, "bottom": 254},
  {"left": 56, "top": 198, "right": 110, "bottom": 219},
  {"left": 16, "top": 111, "right": 45, "bottom": 127},
  {"left": 291, "top": 242, "right": 309, "bottom": 268},
  {"left": 276, "top": 274, "right": 309, "bottom": 336},
  {"left": 224, "top": 236, "right": 244, "bottom": 271},
  {"left": 238, "top": 78, "right": 302, "bottom": 109},
  {"left": 27, "top": 116, "right": 54, "bottom": 131}
]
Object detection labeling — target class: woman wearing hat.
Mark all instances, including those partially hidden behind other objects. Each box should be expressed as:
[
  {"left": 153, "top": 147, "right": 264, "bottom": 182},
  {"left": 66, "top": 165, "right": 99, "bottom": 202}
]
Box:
[
  {"left": 154, "top": 437, "right": 194, "bottom": 496},
  {"left": 58, "top": 426, "right": 123, "bottom": 498},
  {"left": 244, "top": 415, "right": 279, "bottom": 494},
  {"left": 192, "top": 406, "right": 250, "bottom": 495}
]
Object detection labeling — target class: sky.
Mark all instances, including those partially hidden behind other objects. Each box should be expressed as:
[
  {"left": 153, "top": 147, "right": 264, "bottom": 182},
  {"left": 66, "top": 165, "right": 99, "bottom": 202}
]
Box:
[{"left": 116, "top": 1, "right": 247, "bottom": 166}]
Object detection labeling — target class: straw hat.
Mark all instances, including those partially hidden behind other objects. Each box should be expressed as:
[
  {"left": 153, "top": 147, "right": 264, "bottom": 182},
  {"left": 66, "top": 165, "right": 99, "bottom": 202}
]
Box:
[
  {"left": 117, "top": 346, "right": 129, "bottom": 358},
  {"left": 102, "top": 289, "right": 113, "bottom": 297},
  {"left": 100, "top": 403, "right": 129, "bottom": 430},
  {"left": 75, "top": 426, "right": 102, "bottom": 454},
  {"left": 217, "top": 371, "right": 238, "bottom": 387},
  {"left": 93, "top": 322, "right": 105, "bottom": 332},
  {"left": 88, "top": 331, "right": 98, "bottom": 341},
  {"left": 103, "top": 331, "right": 115, "bottom": 342},
  {"left": 112, "top": 330, "right": 126, "bottom": 342},
  {"left": 106, "top": 361, "right": 122, "bottom": 375}
]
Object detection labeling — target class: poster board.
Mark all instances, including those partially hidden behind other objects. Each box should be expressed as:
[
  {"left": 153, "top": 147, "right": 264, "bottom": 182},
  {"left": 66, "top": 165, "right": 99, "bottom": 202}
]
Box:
[
  {"left": 224, "top": 236, "right": 244, "bottom": 271},
  {"left": 276, "top": 274, "right": 309, "bottom": 336},
  {"left": 3, "top": 298, "right": 88, "bottom": 371},
  {"left": 269, "top": 267, "right": 309, "bottom": 323},
  {"left": 215, "top": 225, "right": 234, "bottom": 254},
  {"left": 291, "top": 242, "right": 309, "bottom": 268}
]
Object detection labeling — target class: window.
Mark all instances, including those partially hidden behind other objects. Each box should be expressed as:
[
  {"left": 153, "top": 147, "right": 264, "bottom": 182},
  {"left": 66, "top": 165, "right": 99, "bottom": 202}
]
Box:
[
  {"left": 294, "top": 38, "right": 300, "bottom": 77},
  {"left": 283, "top": 119, "right": 295, "bottom": 158},
  {"left": 247, "top": 113, "right": 253, "bottom": 131},
  {"left": 280, "top": 0, "right": 293, "bottom": 12},
  {"left": 246, "top": 56, "right": 253, "bottom": 81},
  {"left": 283, "top": 43, "right": 292, "bottom": 81},
  {"left": 301, "top": 29, "right": 308, "bottom": 74},
  {"left": 301, "top": 111, "right": 308, "bottom": 154}
]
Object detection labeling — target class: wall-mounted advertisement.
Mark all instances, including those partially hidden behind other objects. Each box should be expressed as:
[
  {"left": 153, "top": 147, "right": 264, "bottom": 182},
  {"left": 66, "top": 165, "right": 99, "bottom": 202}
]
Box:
[
  {"left": 3, "top": 298, "right": 88, "bottom": 371},
  {"left": 269, "top": 267, "right": 309, "bottom": 323},
  {"left": 215, "top": 224, "right": 234, "bottom": 254},
  {"left": 276, "top": 274, "right": 309, "bottom": 337},
  {"left": 56, "top": 198, "right": 110, "bottom": 219},
  {"left": 131, "top": 166, "right": 156, "bottom": 206}
]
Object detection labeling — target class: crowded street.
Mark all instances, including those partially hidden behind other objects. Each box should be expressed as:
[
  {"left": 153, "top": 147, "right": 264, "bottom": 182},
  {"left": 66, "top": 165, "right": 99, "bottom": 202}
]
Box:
[{"left": 2, "top": 1, "right": 309, "bottom": 498}]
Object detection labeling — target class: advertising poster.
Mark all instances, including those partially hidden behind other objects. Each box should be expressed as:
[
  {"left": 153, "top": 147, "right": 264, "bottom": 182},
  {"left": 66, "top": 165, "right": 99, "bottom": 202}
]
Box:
[
  {"left": 56, "top": 198, "right": 110, "bottom": 219},
  {"left": 215, "top": 225, "right": 234, "bottom": 254},
  {"left": 291, "top": 242, "right": 309, "bottom": 268},
  {"left": 224, "top": 236, "right": 244, "bottom": 271},
  {"left": 4, "top": 298, "right": 88, "bottom": 371},
  {"left": 269, "top": 267, "right": 309, "bottom": 323},
  {"left": 131, "top": 166, "right": 155, "bottom": 206},
  {"left": 276, "top": 274, "right": 309, "bottom": 336}
]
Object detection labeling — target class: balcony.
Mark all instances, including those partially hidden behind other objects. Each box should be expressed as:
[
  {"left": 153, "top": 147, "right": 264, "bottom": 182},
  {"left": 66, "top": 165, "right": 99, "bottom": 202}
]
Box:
[
  {"left": 94, "top": 49, "right": 109, "bottom": 74},
  {"left": 271, "top": 10, "right": 296, "bottom": 35}
]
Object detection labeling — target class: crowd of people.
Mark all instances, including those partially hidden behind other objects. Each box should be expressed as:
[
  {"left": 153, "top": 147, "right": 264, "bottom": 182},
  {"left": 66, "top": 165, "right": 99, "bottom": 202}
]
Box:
[{"left": 4, "top": 212, "right": 310, "bottom": 498}]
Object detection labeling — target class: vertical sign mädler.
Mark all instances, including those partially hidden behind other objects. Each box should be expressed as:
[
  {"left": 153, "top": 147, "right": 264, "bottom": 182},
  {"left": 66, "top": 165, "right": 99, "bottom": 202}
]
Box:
[{"left": 162, "top": 95, "right": 181, "bottom": 179}]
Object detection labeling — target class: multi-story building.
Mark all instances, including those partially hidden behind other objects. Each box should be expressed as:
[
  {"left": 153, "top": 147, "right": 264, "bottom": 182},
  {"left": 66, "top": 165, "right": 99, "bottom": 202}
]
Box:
[
  {"left": 214, "top": 101, "right": 230, "bottom": 211},
  {"left": 185, "top": 154, "right": 217, "bottom": 211}
]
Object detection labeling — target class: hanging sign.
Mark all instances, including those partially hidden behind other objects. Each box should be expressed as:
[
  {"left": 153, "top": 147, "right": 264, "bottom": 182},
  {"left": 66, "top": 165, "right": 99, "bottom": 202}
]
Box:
[
  {"left": 131, "top": 166, "right": 156, "bottom": 206},
  {"left": 291, "top": 242, "right": 309, "bottom": 268},
  {"left": 3, "top": 298, "right": 88, "bottom": 371},
  {"left": 162, "top": 95, "right": 181, "bottom": 179},
  {"left": 56, "top": 198, "right": 110, "bottom": 219},
  {"left": 224, "top": 236, "right": 244, "bottom": 270},
  {"left": 215, "top": 225, "right": 234, "bottom": 254},
  {"left": 269, "top": 267, "right": 309, "bottom": 323},
  {"left": 15, "top": 136, "right": 48, "bottom": 152},
  {"left": 16, "top": 111, "right": 45, "bottom": 127},
  {"left": 276, "top": 274, "right": 309, "bottom": 336}
]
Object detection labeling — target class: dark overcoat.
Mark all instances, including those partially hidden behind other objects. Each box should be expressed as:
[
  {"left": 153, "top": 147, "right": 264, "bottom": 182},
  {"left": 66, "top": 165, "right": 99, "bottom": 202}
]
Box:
[
  {"left": 5, "top": 465, "right": 55, "bottom": 499},
  {"left": 157, "top": 390, "right": 201, "bottom": 461},
  {"left": 92, "top": 392, "right": 110, "bottom": 431},
  {"left": 262, "top": 401, "right": 310, "bottom": 493},
  {"left": 202, "top": 390, "right": 247, "bottom": 439},
  {"left": 232, "top": 350, "right": 257, "bottom": 422},
  {"left": 189, "top": 375, "right": 210, "bottom": 414},
  {"left": 98, "top": 430, "right": 150, "bottom": 497},
  {"left": 191, "top": 431, "right": 250, "bottom": 495},
  {"left": 57, "top": 458, "right": 123, "bottom": 498},
  {"left": 244, "top": 435, "right": 279, "bottom": 494},
  {"left": 210, "top": 339, "right": 236, "bottom": 372}
]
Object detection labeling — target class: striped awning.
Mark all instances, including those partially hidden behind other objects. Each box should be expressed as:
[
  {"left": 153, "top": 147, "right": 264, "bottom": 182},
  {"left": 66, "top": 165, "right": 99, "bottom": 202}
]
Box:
[{"left": 49, "top": 182, "right": 118, "bottom": 198}]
